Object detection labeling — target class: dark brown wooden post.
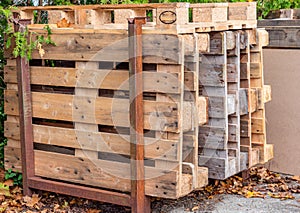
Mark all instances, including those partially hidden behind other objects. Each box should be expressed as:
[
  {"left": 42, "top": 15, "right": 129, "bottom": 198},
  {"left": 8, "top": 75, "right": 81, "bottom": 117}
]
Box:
[
  {"left": 128, "top": 17, "right": 150, "bottom": 213},
  {"left": 15, "top": 19, "right": 34, "bottom": 196}
]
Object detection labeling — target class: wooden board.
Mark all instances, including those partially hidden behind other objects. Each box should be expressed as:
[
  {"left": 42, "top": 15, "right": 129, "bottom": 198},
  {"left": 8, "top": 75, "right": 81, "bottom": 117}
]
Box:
[{"left": 5, "top": 90, "right": 191, "bottom": 132}]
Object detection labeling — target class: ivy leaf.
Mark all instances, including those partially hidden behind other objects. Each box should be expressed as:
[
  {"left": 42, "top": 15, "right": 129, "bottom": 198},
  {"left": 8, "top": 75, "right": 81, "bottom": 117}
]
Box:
[{"left": 0, "top": 183, "right": 11, "bottom": 197}]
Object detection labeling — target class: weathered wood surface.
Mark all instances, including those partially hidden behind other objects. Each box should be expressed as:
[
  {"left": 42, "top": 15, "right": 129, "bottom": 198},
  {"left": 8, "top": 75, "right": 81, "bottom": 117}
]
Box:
[
  {"left": 5, "top": 90, "right": 195, "bottom": 132},
  {"left": 4, "top": 65, "right": 196, "bottom": 92},
  {"left": 5, "top": 32, "right": 183, "bottom": 64}
]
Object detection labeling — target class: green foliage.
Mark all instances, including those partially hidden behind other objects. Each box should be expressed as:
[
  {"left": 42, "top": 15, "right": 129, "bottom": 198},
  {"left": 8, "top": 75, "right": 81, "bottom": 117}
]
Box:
[
  {"left": 5, "top": 169, "right": 23, "bottom": 186},
  {"left": 5, "top": 24, "right": 56, "bottom": 60},
  {"left": 0, "top": 4, "right": 10, "bottom": 169},
  {"left": 257, "top": 0, "right": 300, "bottom": 19}
]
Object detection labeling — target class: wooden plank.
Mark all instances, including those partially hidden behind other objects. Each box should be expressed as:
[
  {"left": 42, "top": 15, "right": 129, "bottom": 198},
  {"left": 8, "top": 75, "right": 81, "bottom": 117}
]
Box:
[
  {"left": 32, "top": 124, "right": 179, "bottom": 161},
  {"left": 5, "top": 66, "right": 195, "bottom": 92},
  {"left": 74, "top": 62, "right": 99, "bottom": 159},
  {"left": 5, "top": 91, "right": 186, "bottom": 132},
  {"left": 6, "top": 32, "right": 182, "bottom": 64},
  {"left": 34, "top": 150, "right": 182, "bottom": 198},
  {"left": 28, "top": 177, "right": 132, "bottom": 207}
]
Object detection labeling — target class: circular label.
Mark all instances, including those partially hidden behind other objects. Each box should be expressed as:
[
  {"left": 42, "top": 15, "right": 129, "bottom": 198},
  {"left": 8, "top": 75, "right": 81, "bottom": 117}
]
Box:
[{"left": 159, "top": 11, "right": 177, "bottom": 25}]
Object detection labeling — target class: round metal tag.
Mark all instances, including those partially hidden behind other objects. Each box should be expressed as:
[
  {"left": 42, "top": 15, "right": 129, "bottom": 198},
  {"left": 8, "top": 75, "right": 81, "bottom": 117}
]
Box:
[{"left": 159, "top": 11, "right": 177, "bottom": 25}]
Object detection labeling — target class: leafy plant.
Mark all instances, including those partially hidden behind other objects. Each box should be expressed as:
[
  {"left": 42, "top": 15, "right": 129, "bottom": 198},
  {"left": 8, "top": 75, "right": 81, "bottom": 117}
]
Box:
[
  {"left": 257, "top": 0, "right": 300, "bottom": 19},
  {"left": 5, "top": 169, "right": 23, "bottom": 186}
]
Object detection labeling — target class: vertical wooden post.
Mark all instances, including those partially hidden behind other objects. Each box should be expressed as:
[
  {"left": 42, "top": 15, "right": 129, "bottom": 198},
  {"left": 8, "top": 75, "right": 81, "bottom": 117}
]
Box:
[
  {"left": 128, "top": 17, "right": 150, "bottom": 213},
  {"left": 15, "top": 19, "right": 34, "bottom": 196}
]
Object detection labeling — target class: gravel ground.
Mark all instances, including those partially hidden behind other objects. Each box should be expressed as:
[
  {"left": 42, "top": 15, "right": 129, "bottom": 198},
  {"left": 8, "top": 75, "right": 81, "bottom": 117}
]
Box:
[
  {"left": 211, "top": 193, "right": 300, "bottom": 213},
  {"left": 153, "top": 193, "right": 300, "bottom": 213}
]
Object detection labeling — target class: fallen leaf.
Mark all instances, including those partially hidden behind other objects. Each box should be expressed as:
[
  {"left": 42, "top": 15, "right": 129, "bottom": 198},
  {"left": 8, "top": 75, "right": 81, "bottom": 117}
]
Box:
[
  {"left": 23, "top": 194, "right": 41, "bottom": 208},
  {"left": 291, "top": 176, "right": 300, "bottom": 182},
  {"left": 57, "top": 18, "right": 71, "bottom": 28},
  {"left": 3, "top": 179, "right": 14, "bottom": 187},
  {"left": 191, "top": 206, "right": 199, "bottom": 211},
  {"left": 0, "top": 183, "right": 11, "bottom": 197}
]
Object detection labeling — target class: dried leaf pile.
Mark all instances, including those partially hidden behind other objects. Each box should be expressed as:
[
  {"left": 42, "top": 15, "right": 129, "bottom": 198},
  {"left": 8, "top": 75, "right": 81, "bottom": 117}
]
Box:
[
  {"left": 198, "top": 167, "right": 300, "bottom": 200},
  {"left": 152, "top": 167, "right": 300, "bottom": 212}
]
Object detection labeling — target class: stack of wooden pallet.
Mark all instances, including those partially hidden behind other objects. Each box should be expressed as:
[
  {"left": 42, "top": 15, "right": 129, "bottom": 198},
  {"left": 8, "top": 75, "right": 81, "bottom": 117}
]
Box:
[
  {"left": 3, "top": 2, "right": 273, "bottom": 201},
  {"left": 197, "top": 27, "right": 273, "bottom": 179}
]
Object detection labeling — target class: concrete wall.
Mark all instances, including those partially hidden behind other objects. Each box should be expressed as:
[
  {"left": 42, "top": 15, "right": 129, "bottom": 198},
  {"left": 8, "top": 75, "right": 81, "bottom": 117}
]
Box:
[{"left": 263, "top": 49, "right": 300, "bottom": 175}]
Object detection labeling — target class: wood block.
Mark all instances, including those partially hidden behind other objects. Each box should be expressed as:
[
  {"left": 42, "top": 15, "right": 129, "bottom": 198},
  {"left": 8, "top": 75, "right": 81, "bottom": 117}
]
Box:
[
  {"left": 4, "top": 146, "right": 22, "bottom": 172},
  {"left": 197, "top": 96, "right": 208, "bottom": 125},
  {"left": 19, "top": 10, "right": 34, "bottom": 23},
  {"left": 250, "top": 62, "right": 261, "bottom": 79},
  {"left": 251, "top": 118, "right": 265, "bottom": 134},
  {"left": 192, "top": 3, "right": 228, "bottom": 23},
  {"left": 209, "top": 32, "right": 225, "bottom": 55},
  {"left": 256, "top": 29, "right": 269, "bottom": 48},
  {"left": 90, "top": 9, "right": 111, "bottom": 26},
  {"left": 199, "top": 126, "right": 227, "bottom": 149},
  {"left": 240, "top": 151, "right": 248, "bottom": 171},
  {"left": 263, "top": 85, "right": 272, "bottom": 103},
  {"left": 239, "top": 89, "right": 248, "bottom": 115},
  {"left": 251, "top": 148, "right": 260, "bottom": 166},
  {"left": 227, "top": 94, "right": 236, "bottom": 115},
  {"left": 197, "top": 33, "right": 210, "bottom": 53},
  {"left": 199, "top": 64, "right": 226, "bottom": 87},
  {"left": 195, "top": 167, "right": 208, "bottom": 189},
  {"left": 228, "top": 2, "right": 256, "bottom": 21},
  {"left": 264, "top": 144, "right": 274, "bottom": 162},
  {"left": 114, "top": 9, "right": 146, "bottom": 24},
  {"left": 280, "top": 9, "right": 300, "bottom": 19},
  {"left": 227, "top": 64, "right": 239, "bottom": 82},
  {"left": 240, "top": 119, "right": 250, "bottom": 138},
  {"left": 156, "top": 4, "right": 189, "bottom": 27}
]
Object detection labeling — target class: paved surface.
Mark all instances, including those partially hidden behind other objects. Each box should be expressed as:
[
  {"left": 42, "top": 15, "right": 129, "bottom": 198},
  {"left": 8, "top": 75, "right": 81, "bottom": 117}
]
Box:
[{"left": 164, "top": 193, "right": 300, "bottom": 213}]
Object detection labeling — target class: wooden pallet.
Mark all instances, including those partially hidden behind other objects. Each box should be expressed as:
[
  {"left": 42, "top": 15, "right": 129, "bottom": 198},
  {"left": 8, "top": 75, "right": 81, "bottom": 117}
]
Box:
[
  {"left": 258, "top": 19, "right": 300, "bottom": 48},
  {"left": 13, "top": 2, "right": 257, "bottom": 34},
  {"left": 4, "top": 27, "right": 209, "bottom": 199},
  {"left": 197, "top": 28, "right": 273, "bottom": 179}
]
